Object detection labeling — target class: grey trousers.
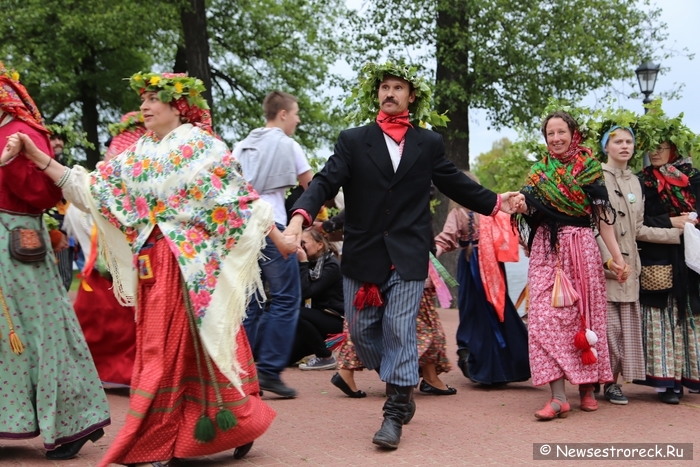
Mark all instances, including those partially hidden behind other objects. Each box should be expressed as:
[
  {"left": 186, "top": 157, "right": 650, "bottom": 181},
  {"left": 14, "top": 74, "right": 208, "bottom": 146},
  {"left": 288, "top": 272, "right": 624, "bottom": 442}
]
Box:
[{"left": 343, "top": 270, "right": 424, "bottom": 387}]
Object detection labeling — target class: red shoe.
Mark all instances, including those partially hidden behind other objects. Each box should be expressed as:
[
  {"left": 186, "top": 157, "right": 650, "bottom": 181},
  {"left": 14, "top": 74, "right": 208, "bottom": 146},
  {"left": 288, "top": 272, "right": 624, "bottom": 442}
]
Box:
[
  {"left": 534, "top": 399, "right": 570, "bottom": 420},
  {"left": 580, "top": 390, "right": 598, "bottom": 412}
]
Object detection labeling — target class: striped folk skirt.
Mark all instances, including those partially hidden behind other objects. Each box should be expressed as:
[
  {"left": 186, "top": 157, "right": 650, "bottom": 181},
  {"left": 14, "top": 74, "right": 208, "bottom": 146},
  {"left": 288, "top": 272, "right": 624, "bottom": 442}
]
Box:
[
  {"left": 98, "top": 234, "right": 275, "bottom": 466},
  {"left": 637, "top": 294, "right": 700, "bottom": 391}
]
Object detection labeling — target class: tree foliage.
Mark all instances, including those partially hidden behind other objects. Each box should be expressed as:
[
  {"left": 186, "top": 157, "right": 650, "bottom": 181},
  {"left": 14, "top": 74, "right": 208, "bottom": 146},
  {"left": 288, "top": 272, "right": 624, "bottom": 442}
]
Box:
[
  {"left": 0, "top": 0, "right": 177, "bottom": 168},
  {"left": 0, "top": 0, "right": 353, "bottom": 169},
  {"left": 350, "top": 0, "right": 678, "bottom": 165},
  {"left": 205, "top": 0, "right": 351, "bottom": 153},
  {"left": 472, "top": 138, "right": 534, "bottom": 193}
]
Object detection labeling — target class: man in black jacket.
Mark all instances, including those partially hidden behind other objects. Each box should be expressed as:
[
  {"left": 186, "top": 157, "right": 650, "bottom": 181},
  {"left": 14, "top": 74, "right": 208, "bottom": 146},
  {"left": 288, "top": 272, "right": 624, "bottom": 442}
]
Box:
[{"left": 286, "top": 62, "right": 523, "bottom": 449}]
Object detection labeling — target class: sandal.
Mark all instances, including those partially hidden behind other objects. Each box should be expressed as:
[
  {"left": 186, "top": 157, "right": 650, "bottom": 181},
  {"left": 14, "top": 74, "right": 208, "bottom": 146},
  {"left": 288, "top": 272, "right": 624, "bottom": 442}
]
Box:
[{"left": 534, "top": 399, "right": 570, "bottom": 420}]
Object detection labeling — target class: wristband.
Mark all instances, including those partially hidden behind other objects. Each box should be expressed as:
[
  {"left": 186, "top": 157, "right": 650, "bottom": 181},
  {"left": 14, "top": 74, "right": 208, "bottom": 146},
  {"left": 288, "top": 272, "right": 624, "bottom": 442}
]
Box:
[
  {"left": 489, "top": 194, "right": 502, "bottom": 217},
  {"left": 605, "top": 258, "right": 613, "bottom": 270},
  {"left": 39, "top": 157, "right": 52, "bottom": 171}
]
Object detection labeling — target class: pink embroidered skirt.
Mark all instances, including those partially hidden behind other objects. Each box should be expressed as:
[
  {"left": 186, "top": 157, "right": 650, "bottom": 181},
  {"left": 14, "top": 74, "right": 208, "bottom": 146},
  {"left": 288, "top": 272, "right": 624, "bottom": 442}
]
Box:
[{"left": 527, "top": 226, "right": 613, "bottom": 386}]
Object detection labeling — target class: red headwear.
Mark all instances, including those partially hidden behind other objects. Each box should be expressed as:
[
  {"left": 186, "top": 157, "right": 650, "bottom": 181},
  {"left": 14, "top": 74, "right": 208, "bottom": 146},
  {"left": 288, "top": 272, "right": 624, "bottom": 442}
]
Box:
[
  {"left": 0, "top": 63, "right": 49, "bottom": 135},
  {"left": 106, "top": 111, "right": 147, "bottom": 161}
]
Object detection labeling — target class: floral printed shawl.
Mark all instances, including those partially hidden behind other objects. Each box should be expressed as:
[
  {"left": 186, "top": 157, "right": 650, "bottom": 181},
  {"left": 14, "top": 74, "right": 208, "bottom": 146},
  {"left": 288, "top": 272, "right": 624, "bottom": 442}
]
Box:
[{"left": 86, "top": 123, "right": 273, "bottom": 391}]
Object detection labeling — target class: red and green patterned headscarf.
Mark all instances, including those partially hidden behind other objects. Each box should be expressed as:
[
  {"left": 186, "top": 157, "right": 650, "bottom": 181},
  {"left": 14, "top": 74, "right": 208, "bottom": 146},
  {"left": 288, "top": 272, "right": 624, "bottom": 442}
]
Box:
[
  {"left": 0, "top": 63, "right": 48, "bottom": 135},
  {"left": 524, "top": 130, "right": 603, "bottom": 217},
  {"left": 641, "top": 145, "right": 698, "bottom": 216}
]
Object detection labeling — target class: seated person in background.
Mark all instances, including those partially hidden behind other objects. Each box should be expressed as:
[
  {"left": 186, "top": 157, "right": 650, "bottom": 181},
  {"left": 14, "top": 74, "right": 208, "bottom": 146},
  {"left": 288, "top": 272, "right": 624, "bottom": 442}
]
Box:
[{"left": 289, "top": 228, "right": 344, "bottom": 369}]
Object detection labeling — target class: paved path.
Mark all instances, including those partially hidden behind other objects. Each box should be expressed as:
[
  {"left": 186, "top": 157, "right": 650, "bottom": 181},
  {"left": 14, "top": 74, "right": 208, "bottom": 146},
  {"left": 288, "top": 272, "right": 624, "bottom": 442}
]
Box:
[{"left": 3, "top": 308, "right": 698, "bottom": 466}]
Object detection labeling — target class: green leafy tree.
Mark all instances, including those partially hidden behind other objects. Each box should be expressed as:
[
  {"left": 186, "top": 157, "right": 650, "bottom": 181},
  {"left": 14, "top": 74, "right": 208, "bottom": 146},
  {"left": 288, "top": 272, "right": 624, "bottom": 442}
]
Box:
[
  {"left": 348, "top": 0, "right": 681, "bottom": 279},
  {"left": 473, "top": 138, "right": 534, "bottom": 193},
  {"left": 0, "top": 0, "right": 178, "bottom": 169},
  {"left": 203, "top": 0, "right": 352, "bottom": 153}
]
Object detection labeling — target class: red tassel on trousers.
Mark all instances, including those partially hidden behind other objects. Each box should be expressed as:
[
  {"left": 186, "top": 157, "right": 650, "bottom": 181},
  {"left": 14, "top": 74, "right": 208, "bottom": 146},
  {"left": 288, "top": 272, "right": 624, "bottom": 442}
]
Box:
[{"left": 353, "top": 283, "right": 383, "bottom": 310}]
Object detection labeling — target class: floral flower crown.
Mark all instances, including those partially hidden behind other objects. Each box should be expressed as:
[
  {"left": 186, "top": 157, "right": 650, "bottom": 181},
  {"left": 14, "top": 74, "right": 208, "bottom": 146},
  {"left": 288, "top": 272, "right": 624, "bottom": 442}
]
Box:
[
  {"left": 108, "top": 111, "right": 145, "bottom": 136},
  {"left": 345, "top": 61, "right": 449, "bottom": 128},
  {"left": 129, "top": 72, "right": 209, "bottom": 110},
  {"left": 0, "top": 62, "right": 20, "bottom": 83}
]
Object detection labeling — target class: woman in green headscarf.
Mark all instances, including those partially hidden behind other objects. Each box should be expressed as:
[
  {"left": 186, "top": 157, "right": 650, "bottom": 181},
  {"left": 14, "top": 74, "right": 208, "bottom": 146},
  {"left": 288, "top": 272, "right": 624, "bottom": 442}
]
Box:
[{"left": 516, "top": 111, "right": 627, "bottom": 421}]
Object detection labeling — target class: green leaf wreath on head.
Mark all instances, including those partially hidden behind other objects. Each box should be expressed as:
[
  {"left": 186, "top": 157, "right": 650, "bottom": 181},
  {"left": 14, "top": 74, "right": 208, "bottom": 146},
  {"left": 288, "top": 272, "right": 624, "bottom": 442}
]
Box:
[
  {"left": 636, "top": 99, "right": 700, "bottom": 161},
  {"left": 344, "top": 61, "right": 449, "bottom": 128}
]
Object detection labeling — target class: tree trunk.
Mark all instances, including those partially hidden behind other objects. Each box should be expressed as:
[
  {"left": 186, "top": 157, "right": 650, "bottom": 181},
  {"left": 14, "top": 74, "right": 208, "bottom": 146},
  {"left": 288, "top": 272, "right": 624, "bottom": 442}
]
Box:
[
  {"left": 180, "top": 0, "right": 214, "bottom": 117},
  {"left": 432, "top": 2, "right": 471, "bottom": 299},
  {"left": 79, "top": 55, "right": 101, "bottom": 170},
  {"left": 173, "top": 44, "right": 188, "bottom": 73}
]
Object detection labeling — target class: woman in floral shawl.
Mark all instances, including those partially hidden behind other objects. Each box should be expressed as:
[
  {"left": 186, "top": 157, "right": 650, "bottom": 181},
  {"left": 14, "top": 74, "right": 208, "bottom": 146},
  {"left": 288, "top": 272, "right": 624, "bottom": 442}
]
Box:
[
  {"left": 636, "top": 138, "right": 700, "bottom": 404},
  {"left": 1, "top": 72, "right": 291, "bottom": 466},
  {"left": 515, "top": 111, "right": 628, "bottom": 420}
]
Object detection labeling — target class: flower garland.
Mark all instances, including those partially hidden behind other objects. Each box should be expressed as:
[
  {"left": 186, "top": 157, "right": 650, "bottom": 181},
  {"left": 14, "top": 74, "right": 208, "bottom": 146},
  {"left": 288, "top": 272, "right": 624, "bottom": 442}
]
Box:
[
  {"left": 108, "top": 111, "right": 145, "bottom": 136},
  {"left": 129, "top": 72, "right": 209, "bottom": 110},
  {"left": 345, "top": 61, "right": 449, "bottom": 128},
  {"left": 0, "top": 62, "right": 20, "bottom": 83}
]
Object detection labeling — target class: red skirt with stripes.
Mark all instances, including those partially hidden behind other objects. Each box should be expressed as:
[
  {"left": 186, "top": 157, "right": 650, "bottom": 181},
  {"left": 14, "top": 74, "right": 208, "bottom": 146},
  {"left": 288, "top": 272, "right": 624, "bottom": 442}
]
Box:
[{"left": 98, "top": 235, "right": 275, "bottom": 465}]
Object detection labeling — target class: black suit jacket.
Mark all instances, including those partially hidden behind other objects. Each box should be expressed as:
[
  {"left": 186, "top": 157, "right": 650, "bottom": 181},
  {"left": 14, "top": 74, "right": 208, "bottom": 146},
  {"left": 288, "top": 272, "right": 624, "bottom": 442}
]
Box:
[{"left": 292, "top": 123, "right": 497, "bottom": 284}]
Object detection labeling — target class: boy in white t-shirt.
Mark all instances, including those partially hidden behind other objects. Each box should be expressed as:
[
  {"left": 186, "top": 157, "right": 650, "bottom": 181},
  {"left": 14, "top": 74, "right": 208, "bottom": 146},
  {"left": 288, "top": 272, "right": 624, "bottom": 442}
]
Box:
[{"left": 236, "top": 91, "right": 312, "bottom": 398}]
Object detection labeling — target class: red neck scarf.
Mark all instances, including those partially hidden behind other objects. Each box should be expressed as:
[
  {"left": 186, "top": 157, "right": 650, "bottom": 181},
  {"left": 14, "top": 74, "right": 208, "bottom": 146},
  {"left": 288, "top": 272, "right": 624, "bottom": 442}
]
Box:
[{"left": 376, "top": 110, "right": 412, "bottom": 144}]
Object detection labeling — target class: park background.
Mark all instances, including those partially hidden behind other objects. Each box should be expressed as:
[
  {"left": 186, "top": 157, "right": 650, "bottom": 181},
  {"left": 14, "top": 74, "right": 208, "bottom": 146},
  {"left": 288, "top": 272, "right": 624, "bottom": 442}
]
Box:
[{"left": 2, "top": 0, "right": 699, "bottom": 286}]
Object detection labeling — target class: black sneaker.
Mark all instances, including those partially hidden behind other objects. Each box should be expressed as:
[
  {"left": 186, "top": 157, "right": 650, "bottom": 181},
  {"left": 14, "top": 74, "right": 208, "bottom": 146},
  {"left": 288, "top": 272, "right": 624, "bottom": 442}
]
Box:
[
  {"left": 604, "top": 383, "right": 628, "bottom": 405},
  {"left": 659, "top": 388, "right": 679, "bottom": 405},
  {"left": 258, "top": 374, "right": 298, "bottom": 398}
]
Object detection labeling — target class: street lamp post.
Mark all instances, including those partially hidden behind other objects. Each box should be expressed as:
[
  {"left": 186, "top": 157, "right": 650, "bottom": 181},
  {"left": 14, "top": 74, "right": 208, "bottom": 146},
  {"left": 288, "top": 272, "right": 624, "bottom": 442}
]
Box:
[{"left": 635, "top": 61, "right": 661, "bottom": 166}]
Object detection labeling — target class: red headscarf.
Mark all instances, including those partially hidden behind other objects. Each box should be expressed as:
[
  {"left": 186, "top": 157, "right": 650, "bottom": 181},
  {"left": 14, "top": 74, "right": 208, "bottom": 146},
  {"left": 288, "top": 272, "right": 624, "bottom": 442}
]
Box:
[
  {"left": 106, "top": 111, "right": 147, "bottom": 161},
  {"left": 0, "top": 76, "right": 49, "bottom": 135}
]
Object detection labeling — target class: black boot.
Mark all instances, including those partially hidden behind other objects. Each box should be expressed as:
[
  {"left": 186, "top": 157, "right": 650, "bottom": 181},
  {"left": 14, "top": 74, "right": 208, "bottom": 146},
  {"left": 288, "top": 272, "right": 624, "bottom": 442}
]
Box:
[{"left": 372, "top": 383, "right": 413, "bottom": 449}]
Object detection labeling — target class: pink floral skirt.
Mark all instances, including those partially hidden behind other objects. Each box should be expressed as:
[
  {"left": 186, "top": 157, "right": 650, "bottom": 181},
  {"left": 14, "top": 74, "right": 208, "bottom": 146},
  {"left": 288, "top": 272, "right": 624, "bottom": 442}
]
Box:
[{"left": 528, "top": 226, "right": 613, "bottom": 386}]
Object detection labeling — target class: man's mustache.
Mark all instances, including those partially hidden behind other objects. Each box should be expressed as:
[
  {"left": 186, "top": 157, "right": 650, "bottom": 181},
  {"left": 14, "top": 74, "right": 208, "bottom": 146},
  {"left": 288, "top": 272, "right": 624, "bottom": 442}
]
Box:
[{"left": 382, "top": 97, "right": 398, "bottom": 105}]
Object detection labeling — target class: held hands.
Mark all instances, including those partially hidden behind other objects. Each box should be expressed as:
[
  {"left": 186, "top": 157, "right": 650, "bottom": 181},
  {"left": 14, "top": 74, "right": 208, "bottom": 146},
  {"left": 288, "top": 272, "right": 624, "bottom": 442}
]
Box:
[
  {"left": 267, "top": 226, "right": 297, "bottom": 259},
  {"left": 1, "top": 133, "right": 23, "bottom": 164},
  {"left": 608, "top": 257, "right": 630, "bottom": 283},
  {"left": 284, "top": 214, "right": 305, "bottom": 248},
  {"left": 1, "top": 132, "right": 43, "bottom": 165},
  {"left": 499, "top": 192, "right": 526, "bottom": 214}
]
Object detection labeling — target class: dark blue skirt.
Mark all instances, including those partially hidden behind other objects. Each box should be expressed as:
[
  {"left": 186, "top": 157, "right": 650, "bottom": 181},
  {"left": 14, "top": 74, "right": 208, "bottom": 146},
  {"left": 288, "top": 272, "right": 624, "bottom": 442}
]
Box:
[{"left": 455, "top": 246, "right": 531, "bottom": 385}]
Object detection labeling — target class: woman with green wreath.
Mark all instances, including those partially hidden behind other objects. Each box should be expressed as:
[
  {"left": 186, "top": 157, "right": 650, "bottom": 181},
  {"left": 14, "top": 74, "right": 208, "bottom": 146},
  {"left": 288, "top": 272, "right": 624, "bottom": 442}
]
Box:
[
  {"left": 635, "top": 112, "right": 700, "bottom": 404},
  {"left": 595, "top": 123, "right": 682, "bottom": 406},
  {"left": 1, "top": 72, "right": 295, "bottom": 466}
]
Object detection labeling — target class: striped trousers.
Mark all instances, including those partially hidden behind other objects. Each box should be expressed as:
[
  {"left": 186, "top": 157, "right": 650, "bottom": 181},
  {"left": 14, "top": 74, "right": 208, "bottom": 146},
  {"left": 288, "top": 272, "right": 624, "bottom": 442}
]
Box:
[{"left": 343, "top": 270, "right": 424, "bottom": 386}]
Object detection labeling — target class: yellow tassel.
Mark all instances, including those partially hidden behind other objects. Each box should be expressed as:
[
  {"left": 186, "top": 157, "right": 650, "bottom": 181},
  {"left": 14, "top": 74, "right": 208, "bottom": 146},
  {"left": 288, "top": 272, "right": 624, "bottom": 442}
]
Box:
[
  {"left": 9, "top": 330, "right": 23, "bottom": 355},
  {"left": 81, "top": 279, "right": 93, "bottom": 292}
]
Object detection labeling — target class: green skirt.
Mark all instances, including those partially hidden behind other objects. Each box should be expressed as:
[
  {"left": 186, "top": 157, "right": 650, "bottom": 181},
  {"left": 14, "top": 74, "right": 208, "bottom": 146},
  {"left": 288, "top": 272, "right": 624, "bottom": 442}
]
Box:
[{"left": 0, "top": 210, "right": 110, "bottom": 449}]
